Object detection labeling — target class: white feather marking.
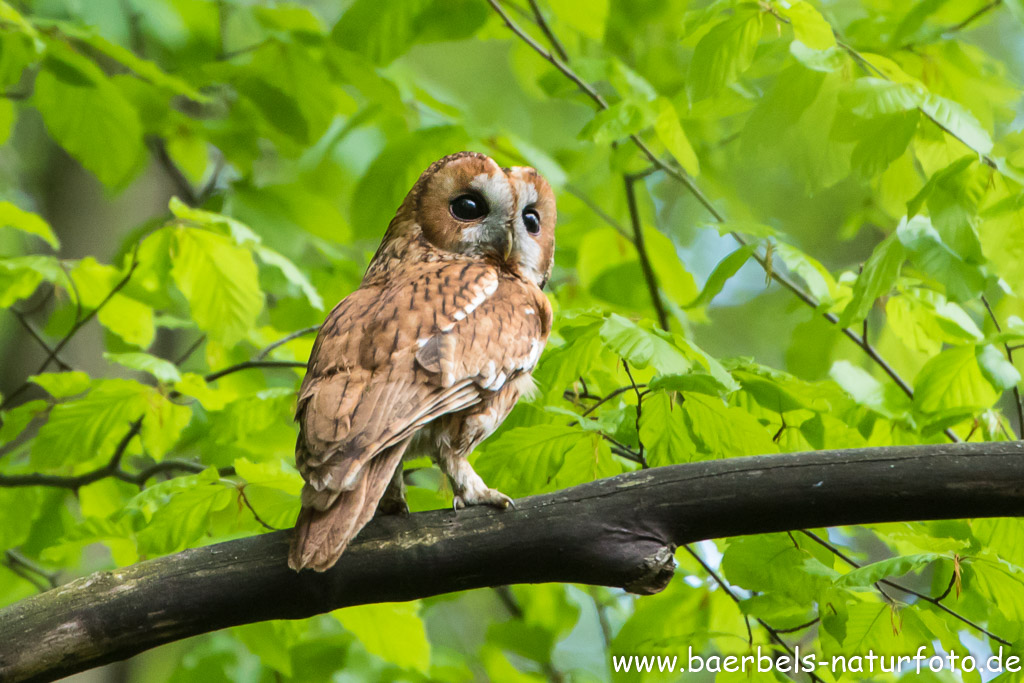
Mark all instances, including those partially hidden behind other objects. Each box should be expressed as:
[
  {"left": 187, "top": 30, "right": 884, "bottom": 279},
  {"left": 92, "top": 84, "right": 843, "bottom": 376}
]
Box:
[
  {"left": 512, "top": 373, "right": 538, "bottom": 400},
  {"left": 524, "top": 307, "right": 535, "bottom": 315},
  {"left": 417, "top": 337, "right": 430, "bottom": 348}
]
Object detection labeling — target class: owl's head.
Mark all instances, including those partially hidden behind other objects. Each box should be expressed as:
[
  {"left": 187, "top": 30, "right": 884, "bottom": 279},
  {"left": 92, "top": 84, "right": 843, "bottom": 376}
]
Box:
[{"left": 403, "top": 151, "right": 556, "bottom": 288}]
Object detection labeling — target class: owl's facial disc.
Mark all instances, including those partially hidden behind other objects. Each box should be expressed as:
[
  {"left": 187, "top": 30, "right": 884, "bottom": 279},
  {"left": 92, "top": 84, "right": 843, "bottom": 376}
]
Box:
[{"left": 453, "top": 171, "right": 515, "bottom": 259}]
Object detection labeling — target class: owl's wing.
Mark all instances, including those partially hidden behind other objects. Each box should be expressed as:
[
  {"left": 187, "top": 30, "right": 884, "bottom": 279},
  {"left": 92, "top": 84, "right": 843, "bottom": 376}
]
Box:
[{"left": 296, "top": 260, "right": 551, "bottom": 510}]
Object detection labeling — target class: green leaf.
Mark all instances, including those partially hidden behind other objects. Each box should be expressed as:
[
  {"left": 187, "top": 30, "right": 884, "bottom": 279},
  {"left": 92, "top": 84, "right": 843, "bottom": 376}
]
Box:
[
  {"left": 578, "top": 100, "right": 654, "bottom": 144},
  {"left": 170, "top": 228, "right": 264, "bottom": 345},
  {"left": 686, "top": 243, "right": 756, "bottom": 309},
  {"left": 835, "top": 553, "right": 941, "bottom": 588},
  {"left": 683, "top": 393, "right": 777, "bottom": 458},
  {"left": 913, "top": 345, "right": 1000, "bottom": 414},
  {"left": 789, "top": 41, "right": 845, "bottom": 73},
  {"left": 48, "top": 21, "right": 207, "bottom": 102},
  {"left": 723, "top": 534, "right": 836, "bottom": 604},
  {"left": 548, "top": 0, "right": 609, "bottom": 41},
  {"left": 837, "top": 233, "right": 905, "bottom": 328},
  {"left": 775, "top": 243, "right": 840, "bottom": 307},
  {"left": 0, "top": 255, "right": 66, "bottom": 308},
  {"left": 31, "top": 379, "right": 149, "bottom": 469},
  {"left": 649, "top": 372, "right": 731, "bottom": 397},
  {"left": 332, "top": 0, "right": 485, "bottom": 65},
  {"left": 173, "top": 373, "right": 232, "bottom": 411},
  {"left": 850, "top": 111, "right": 920, "bottom": 176},
  {"left": 842, "top": 78, "right": 920, "bottom": 116},
  {"left": 31, "top": 379, "right": 188, "bottom": 468},
  {"left": 553, "top": 434, "right": 619, "bottom": 487},
  {"left": 334, "top": 603, "right": 430, "bottom": 672},
  {"left": 976, "top": 345, "right": 1021, "bottom": 391},
  {"left": 169, "top": 198, "right": 260, "bottom": 246},
  {"left": 136, "top": 479, "right": 234, "bottom": 555},
  {"left": 639, "top": 391, "right": 697, "bottom": 466},
  {"left": 897, "top": 215, "right": 987, "bottom": 302},
  {"left": 829, "top": 360, "right": 910, "bottom": 419},
  {"left": 0, "top": 399, "right": 48, "bottom": 446},
  {"left": 0, "top": 488, "right": 43, "bottom": 550},
  {"left": 474, "top": 425, "right": 588, "bottom": 497},
  {"left": 70, "top": 258, "right": 155, "bottom": 348},
  {"left": 687, "top": 10, "right": 762, "bottom": 102},
  {"left": 598, "top": 314, "right": 690, "bottom": 373},
  {"left": 780, "top": 1, "right": 836, "bottom": 49},
  {"left": 964, "top": 558, "right": 1024, "bottom": 633},
  {"left": 254, "top": 245, "right": 324, "bottom": 310},
  {"left": 32, "top": 42, "right": 143, "bottom": 188},
  {"left": 919, "top": 91, "right": 993, "bottom": 156},
  {"left": 29, "top": 371, "right": 90, "bottom": 398},
  {"left": 653, "top": 98, "right": 699, "bottom": 176},
  {"left": 0, "top": 201, "right": 58, "bottom": 249},
  {"left": 104, "top": 352, "right": 182, "bottom": 384}
]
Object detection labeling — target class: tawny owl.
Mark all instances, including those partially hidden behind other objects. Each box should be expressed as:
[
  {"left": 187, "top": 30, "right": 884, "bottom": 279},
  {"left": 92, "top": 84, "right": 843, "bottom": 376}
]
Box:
[{"left": 289, "top": 151, "right": 556, "bottom": 572}]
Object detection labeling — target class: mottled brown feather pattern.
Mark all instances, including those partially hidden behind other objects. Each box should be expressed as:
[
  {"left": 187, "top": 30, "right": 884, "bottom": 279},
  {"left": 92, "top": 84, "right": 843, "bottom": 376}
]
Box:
[{"left": 289, "top": 152, "right": 556, "bottom": 572}]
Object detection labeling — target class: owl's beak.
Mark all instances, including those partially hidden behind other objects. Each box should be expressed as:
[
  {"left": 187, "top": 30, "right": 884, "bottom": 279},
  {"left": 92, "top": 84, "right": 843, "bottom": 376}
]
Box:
[{"left": 503, "top": 225, "right": 515, "bottom": 260}]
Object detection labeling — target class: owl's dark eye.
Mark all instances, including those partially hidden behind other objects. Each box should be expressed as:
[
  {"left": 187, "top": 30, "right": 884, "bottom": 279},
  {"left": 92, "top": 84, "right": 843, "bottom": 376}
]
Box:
[
  {"left": 450, "top": 193, "right": 488, "bottom": 220},
  {"left": 523, "top": 208, "right": 541, "bottom": 235}
]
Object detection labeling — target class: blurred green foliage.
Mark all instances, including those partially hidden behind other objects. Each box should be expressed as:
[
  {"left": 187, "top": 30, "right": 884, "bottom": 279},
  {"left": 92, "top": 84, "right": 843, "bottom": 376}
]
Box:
[{"left": 1, "top": 0, "right": 1024, "bottom": 680}]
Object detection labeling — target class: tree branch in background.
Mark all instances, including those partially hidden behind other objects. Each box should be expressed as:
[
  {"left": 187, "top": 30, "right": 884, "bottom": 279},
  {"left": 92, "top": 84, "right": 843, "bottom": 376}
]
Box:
[
  {"left": 981, "top": 295, "right": 1023, "bottom": 438},
  {"left": 683, "top": 544, "right": 826, "bottom": 683},
  {"left": 255, "top": 325, "right": 320, "bottom": 360},
  {"left": 798, "top": 529, "right": 1007, "bottom": 646},
  {"left": 202, "top": 360, "right": 306, "bottom": 383},
  {"left": 2, "top": 441, "right": 1022, "bottom": 682},
  {"left": 487, "top": 0, "right": 961, "bottom": 443},
  {"left": 623, "top": 176, "right": 670, "bottom": 330},
  {"left": 1, "top": 251, "right": 140, "bottom": 412}
]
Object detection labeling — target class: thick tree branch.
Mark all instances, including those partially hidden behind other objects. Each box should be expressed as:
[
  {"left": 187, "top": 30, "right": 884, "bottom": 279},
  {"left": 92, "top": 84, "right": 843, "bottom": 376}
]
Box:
[{"left": 2, "top": 441, "right": 1023, "bottom": 682}]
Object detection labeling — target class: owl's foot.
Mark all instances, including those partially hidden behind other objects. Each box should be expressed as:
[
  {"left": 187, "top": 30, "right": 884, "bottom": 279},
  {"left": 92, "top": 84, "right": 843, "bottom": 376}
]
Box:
[{"left": 453, "top": 485, "right": 514, "bottom": 511}]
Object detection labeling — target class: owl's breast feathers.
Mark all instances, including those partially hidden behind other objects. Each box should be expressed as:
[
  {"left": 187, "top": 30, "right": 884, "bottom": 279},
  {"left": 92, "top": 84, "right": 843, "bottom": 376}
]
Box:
[{"left": 294, "top": 258, "right": 551, "bottom": 506}]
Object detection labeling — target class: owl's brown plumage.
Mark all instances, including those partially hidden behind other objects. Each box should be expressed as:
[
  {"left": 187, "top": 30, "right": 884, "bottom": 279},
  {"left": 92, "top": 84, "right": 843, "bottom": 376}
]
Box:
[{"left": 289, "top": 152, "right": 556, "bottom": 572}]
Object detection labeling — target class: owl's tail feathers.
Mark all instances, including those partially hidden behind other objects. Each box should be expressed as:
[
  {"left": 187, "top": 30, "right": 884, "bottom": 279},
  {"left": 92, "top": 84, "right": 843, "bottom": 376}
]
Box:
[{"left": 289, "top": 443, "right": 407, "bottom": 572}]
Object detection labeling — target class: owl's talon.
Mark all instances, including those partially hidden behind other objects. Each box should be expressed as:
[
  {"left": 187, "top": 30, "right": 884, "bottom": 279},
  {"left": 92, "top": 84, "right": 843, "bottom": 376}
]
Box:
[{"left": 454, "top": 485, "right": 514, "bottom": 510}]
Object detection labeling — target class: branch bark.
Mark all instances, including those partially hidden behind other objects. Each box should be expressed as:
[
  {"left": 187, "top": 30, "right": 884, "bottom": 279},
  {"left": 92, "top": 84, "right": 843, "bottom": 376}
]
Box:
[{"left": 3, "top": 441, "right": 1024, "bottom": 682}]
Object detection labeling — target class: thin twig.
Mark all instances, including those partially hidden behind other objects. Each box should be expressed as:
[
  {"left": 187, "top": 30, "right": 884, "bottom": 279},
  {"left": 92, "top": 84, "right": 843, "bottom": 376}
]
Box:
[
  {"left": 526, "top": 0, "right": 569, "bottom": 61},
  {"left": 10, "top": 310, "right": 72, "bottom": 371},
  {"left": 493, "top": 585, "right": 567, "bottom": 682},
  {"left": 623, "top": 176, "right": 670, "bottom": 330},
  {"left": 564, "top": 185, "right": 633, "bottom": 242},
  {"left": 684, "top": 545, "right": 825, "bottom": 683},
  {"left": 3, "top": 549, "right": 58, "bottom": 591},
  {"left": 581, "top": 385, "right": 647, "bottom": 417},
  {"left": 174, "top": 334, "right": 206, "bottom": 366},
  {"left": 203, "top": 360, "right": 306, "bottom": 383},
  {"left": 799, "top": 530, "right": 1009, "bottom": 646},
  {"left": 255, "top": 325, "right": 320, "bottom": 361},
  {"left": 236, "top": 485, "right": 280, "bottom": 531},
  {"left": 981, "top": 295, "right": 1023, "bottom": 438},
  {"left": 0, "top": 419, "right": 143, "bottom": 491},
  {"left": 1, "top": 253, "right": 141, "bottom": 411},
  {"left": 622, "top": 359, "right": 647, "bottom": 468},
  {"left": 940, "top": 0, "right": 1002, "bottom": 35},
  {"left": 151, "top": 139, "right": 199, "bottom": 206}
]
